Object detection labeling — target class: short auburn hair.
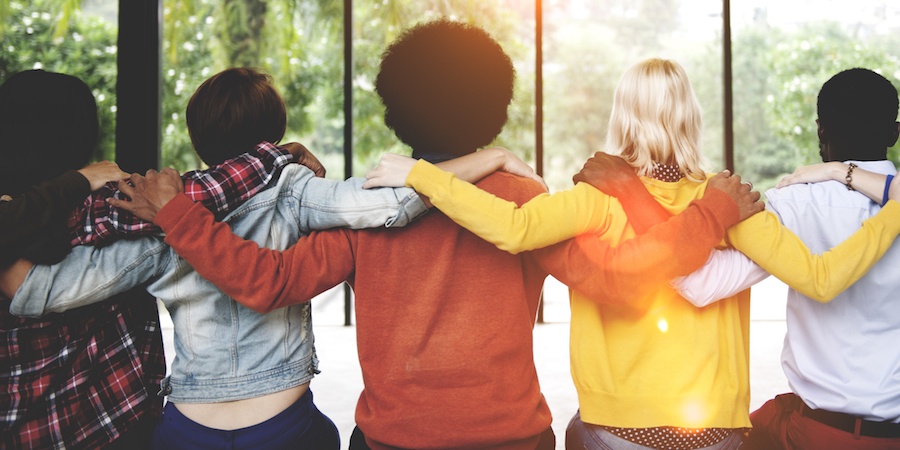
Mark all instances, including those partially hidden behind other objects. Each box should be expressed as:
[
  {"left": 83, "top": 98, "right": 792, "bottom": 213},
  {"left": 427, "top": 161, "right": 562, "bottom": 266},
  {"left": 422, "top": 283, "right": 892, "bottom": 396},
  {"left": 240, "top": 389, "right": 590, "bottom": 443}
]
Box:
[{"left": 186, "top": 67, "right": 287, "bottom": 165}]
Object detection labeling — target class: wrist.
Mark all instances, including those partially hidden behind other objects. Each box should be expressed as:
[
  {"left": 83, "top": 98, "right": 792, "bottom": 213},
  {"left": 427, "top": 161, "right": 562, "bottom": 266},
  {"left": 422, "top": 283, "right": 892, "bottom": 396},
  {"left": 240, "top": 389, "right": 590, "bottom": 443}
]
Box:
[
  {"left": 492, "top": 147, "right": 511, "bottom": 169},
  {"left": 154, "top": 194, "right": 193, "bottom": 229},
  {"left": 62, "top": 170, "right": 92, "bottom": 198},
  {"left": 831, "top": 162, "right": 849, "bottom": 182},
  {"left": 844, "top": 163, "right": 858, "bottom": 190},
  {"left": 699, "top": 187, "right": 741, "bottom": 229}
]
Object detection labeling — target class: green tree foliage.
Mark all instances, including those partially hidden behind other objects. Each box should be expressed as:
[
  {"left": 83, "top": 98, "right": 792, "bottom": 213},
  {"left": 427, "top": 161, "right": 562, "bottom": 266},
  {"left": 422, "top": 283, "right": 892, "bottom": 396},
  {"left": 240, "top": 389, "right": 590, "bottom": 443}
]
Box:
[
  {"left": 3, "top": 0, "right": 899, "bottom": 188},
  {"left": 346, "top": 0, "right": 531, "bottom": 174},
  {"left": 733, "top": 21, "right": 900, "bottom": 193}
]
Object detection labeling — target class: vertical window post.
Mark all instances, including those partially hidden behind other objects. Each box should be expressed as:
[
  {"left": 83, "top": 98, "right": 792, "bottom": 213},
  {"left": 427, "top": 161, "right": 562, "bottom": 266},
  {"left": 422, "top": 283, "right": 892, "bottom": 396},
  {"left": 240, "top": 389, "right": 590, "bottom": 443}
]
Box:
[
  {"left": 116, "top": 0, "right": 161, "bottom": 173},
  {"left": 343, "top": 0, "right": 354, "bottom": 326},
  {"left": 536, "top": 0, "right": 545, "bottom": 324},
  {"left": 723, "top": 0, "right": 734, "bottom": 171}
]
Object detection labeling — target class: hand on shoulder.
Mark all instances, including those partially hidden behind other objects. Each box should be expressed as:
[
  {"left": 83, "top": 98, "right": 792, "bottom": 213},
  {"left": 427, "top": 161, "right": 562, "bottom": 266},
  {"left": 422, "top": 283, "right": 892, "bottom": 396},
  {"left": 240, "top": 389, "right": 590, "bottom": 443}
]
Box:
[
  {"left": 707, "top": 170, "right": 764, "bottom": 221},
  {"left": 77, "top": 161, "right": 129, "bottom": 191},
  {"left": 108, "top": 168, "right": 184, "bottom": 223}
]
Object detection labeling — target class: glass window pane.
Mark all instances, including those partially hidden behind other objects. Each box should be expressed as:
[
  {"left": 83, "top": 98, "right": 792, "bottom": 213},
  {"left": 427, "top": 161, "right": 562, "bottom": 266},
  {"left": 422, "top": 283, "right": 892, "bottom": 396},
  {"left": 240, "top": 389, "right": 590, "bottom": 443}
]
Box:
[
  {"left": 732, "top": 1, "right": 900, "bottom": 194},
  {"left": 160, "top": 0, "right": 345, "bottom": 176},
  {"left": 350, "top": 1, "right": 536, "bottom": 175},
  {"left": 543, "top": 0, "right": 724, "bottom": 192}
]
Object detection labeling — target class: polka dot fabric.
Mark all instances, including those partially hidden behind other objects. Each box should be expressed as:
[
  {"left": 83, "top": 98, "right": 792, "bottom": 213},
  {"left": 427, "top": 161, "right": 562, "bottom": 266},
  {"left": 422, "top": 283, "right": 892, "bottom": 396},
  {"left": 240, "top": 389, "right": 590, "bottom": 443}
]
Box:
[
  {"left": 651, "top": 162, "right": 684, "bottom": 182},
  {"left": 605, "top": 426, "right": 734, "bottom": 450}
]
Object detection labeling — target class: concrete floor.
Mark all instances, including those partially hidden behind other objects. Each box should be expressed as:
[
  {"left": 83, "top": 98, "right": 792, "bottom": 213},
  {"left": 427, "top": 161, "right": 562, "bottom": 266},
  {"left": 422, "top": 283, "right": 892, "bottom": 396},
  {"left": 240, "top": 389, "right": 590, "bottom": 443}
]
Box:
[{"left": 160, "top": 276, "right": 791, "bottom": 450}]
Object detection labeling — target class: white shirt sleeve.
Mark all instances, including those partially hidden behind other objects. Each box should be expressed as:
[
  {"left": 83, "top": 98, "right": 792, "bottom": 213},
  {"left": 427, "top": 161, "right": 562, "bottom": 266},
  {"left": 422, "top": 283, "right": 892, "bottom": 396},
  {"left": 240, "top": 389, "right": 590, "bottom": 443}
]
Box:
[{"left": 671, "top": 248, "right": 770, "bottom": 307}]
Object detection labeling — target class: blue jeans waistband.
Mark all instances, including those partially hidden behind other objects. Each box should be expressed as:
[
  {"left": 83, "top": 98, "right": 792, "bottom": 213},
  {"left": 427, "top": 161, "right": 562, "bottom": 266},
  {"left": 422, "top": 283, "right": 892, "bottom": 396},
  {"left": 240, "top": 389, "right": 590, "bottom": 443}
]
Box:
[{"left": 150, "top": 389, "right": 339, "bottom": 450}]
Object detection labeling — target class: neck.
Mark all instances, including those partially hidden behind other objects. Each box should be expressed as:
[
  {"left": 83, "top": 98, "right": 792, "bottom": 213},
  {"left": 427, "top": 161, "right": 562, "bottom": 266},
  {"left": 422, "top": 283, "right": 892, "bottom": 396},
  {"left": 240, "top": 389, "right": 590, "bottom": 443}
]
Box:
[
  {"left": 412, "top": 148, "right": 475, "bottom": 164},
  {"left": 822, "top": 143, "right": 886, "bottom": 163}
]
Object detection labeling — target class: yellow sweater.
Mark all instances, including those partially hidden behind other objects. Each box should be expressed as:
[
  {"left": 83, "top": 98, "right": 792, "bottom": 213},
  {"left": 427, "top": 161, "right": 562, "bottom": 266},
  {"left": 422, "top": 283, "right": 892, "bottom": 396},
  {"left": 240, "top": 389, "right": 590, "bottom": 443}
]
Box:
[{"left": 406, "top": 159, "right": 900, "bottom": 429}]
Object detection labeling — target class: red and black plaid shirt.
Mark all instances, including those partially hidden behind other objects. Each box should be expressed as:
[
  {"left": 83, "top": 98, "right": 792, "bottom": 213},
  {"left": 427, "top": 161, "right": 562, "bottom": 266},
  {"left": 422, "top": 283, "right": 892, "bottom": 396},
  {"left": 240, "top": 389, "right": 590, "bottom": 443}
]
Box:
[
  {"left": 2, "top": 142, "right": 293, "bottom": 448},
  {"left": 1, "top": 292, "right": 165, "bottom": 449},
  {"left": 68, "top": 142, "right": 294, "bottom": 246}
]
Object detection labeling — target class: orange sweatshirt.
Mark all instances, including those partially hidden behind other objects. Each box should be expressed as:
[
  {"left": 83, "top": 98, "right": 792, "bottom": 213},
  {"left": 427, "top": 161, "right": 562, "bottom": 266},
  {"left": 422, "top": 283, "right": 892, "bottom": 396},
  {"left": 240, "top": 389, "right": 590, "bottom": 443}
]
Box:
[{"left": 155, "top": 172, "right": 740, "bottom": 448}]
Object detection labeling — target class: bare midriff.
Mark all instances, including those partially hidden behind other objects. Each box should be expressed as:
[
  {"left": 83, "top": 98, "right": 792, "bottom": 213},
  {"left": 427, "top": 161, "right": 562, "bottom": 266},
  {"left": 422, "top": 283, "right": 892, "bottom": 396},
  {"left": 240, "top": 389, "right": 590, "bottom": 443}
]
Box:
[{"left": 173, "top": 382, "right": 309, "bottom": 429}]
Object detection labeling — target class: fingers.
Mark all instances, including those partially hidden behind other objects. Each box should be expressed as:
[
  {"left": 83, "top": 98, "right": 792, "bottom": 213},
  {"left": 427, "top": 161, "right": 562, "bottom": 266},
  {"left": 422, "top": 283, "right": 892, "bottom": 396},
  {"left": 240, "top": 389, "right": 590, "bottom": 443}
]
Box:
[
  {"left": 116, "top": 173, "right": 141, "bottom": 197},
  {"left": 362, "top": 166, "right": 389, "bottom": 189},
  {"left": 361, "top": 179, "right": 379, "bottom": 189},
  {"left": 107, "top": 196, "right": 135, "bottom": 212},
  {"left": 108, "top": 172, "right": 140, "bottom": 211},
  {"left": 362, "top": 171, "right": 379, "bottom": 189},
  {"left": 531, "top": 174, "right": 549, "bottom": 192}
]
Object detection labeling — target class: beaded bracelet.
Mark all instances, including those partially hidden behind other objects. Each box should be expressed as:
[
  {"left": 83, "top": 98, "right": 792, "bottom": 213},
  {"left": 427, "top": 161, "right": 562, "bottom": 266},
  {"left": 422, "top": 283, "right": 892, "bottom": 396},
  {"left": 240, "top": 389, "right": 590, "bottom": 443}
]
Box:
[
  {"left": 883, "top": 174, "right": 894, "bottom": 206},
  {"left": 845, "top": 163, "right": 858, "bottom": 191}
]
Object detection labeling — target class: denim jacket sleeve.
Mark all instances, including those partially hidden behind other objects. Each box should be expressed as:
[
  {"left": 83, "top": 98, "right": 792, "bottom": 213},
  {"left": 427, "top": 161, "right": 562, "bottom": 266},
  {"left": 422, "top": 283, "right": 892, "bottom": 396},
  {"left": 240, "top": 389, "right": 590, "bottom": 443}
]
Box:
[
  {"left": 291, "top": 173, "right": 427, "bottom": 231},
  {"left": 9, "top": 236, "right": 170, "bottom": 317}
]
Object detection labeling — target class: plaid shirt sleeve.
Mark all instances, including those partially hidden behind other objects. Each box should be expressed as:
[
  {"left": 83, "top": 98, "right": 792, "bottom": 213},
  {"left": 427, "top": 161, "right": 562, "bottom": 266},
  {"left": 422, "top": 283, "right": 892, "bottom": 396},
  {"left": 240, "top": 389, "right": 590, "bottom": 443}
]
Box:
[{"left": 68, "top": 142, "right": 294, "bottom": 246}]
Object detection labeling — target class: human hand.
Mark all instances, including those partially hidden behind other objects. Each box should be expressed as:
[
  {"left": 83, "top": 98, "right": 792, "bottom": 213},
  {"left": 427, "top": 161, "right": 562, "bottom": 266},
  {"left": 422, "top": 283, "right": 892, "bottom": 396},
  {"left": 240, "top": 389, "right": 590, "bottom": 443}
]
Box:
[
  {"left": 77, "top": 161, "right": 130, "bottom": 191},
  {"left": 107, "top": 168, "right": 184, "bottom": 222},
  {"left": 491, "top": 147, "right": 548, "bottom": 191},
  {"left": 706, "top": 170, "right": 764, "bottom": 221},
  {"left": 363, "top": 153, "right": 417, "bottom": 189},
  {"left": 572, "top": 152, "right": 638, "bottom": 198},
  {"left": 282, "top": 142, "right": 326, "bottom": 178},
  {"left": 0, "top": 195, "right": 11, "bottom": 202},
  {"left": 775, "top": 162, "right": 845, "bottom": 188}
]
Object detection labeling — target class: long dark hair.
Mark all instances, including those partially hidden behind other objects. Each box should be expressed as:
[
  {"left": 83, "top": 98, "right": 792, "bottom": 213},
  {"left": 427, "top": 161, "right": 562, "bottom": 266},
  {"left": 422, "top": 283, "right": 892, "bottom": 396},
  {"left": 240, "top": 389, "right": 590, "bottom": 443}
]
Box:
[{"left": 0, "top": 70, "right": 99, "bottom": 196}]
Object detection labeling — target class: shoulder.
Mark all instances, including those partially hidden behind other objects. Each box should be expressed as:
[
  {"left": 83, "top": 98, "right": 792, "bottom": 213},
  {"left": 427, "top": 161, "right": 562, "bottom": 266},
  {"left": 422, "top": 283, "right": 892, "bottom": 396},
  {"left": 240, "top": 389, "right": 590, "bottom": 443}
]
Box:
[
  {"left": 476, "top": 172, "right": 547, "bottom": 205},
  {"left": 765, "top": 180, "right": 849, "bottom": 208}
]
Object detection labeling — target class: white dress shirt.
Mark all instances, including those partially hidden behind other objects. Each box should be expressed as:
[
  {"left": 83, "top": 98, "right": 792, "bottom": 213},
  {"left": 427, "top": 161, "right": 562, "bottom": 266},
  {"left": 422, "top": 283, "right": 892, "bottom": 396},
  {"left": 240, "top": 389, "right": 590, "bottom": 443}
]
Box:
[{"left": 674, "top": 160, "right": 900, "bottom": 421}]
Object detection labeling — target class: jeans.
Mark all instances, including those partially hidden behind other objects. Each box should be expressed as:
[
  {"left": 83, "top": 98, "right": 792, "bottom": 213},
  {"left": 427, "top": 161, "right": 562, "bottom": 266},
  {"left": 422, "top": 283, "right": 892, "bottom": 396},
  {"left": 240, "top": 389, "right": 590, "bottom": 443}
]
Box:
[
  {"left": 150, "top": 389, "right": 339, "bottom": 450},
  {"left": 566, "top": 411, "right": 743, "bottom": 450},
  {"left": 349, "top": 424, "right": 556, "bottom": 449},
  {"left": 743, "top": 393, "right": 900, "bottom": 450}
]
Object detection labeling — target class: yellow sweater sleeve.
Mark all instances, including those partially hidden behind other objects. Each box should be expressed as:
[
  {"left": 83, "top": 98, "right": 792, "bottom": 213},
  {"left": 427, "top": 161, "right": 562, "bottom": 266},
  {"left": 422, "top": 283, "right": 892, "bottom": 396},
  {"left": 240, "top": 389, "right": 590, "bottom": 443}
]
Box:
[
  {"left": 406, "top": 159, "right": 614, "bottom": 254},
  {"left": 727, "top": 200, "right": 900, "bottom": 302}
]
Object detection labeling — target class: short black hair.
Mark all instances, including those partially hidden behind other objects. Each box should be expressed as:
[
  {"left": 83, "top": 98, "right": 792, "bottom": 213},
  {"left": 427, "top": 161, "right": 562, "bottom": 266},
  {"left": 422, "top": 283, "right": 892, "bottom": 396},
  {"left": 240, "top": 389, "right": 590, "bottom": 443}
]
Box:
[
  {"left": 0, "top": 70, "right": 99, "bottom": 196},
  {"left": 186, "top": 67, "right": 287, "bottom": 166},
  {"left": 375, "top": 20, "right": 515, "bottom": 158},
  {"left": 817, "top": 68, "right": 899, "bottom": 150}
]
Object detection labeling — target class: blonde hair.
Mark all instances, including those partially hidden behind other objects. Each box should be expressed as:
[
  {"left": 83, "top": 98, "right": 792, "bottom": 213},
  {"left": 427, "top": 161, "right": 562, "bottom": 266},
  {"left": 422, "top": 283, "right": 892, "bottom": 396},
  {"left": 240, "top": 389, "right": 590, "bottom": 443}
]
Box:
[{"left": 604, "top": 58, "right": 706, "bottom": 182}]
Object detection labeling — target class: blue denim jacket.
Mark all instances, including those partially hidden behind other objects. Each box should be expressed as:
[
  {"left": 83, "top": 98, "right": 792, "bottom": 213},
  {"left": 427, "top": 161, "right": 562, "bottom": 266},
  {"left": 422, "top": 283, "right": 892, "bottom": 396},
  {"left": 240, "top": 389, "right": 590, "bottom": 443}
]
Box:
[{"left": 10, "top": 164, "right": 427, "bottom": 403}]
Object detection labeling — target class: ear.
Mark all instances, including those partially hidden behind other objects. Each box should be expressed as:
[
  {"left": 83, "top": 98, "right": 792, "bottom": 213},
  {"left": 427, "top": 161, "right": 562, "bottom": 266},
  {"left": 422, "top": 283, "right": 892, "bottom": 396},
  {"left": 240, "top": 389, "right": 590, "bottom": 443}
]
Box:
[
  {"left": 888, "top": 122, "right": 900, "bottom": 148},
  {"left": 816, "top": 119, "right": 826, "bottom": 142}
]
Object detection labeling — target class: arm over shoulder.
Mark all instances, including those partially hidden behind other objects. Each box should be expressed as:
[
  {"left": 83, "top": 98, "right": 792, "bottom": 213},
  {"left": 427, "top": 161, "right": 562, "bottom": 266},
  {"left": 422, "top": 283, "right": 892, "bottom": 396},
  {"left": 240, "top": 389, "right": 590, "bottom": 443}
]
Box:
[
  {"left": 727, "top": 201, "right": 900, "bottom": 302},
  {"left": 406, "top": 160, "right": 614, "bottom": 254},
  {"left": 295, "top": 174, "right": 428, "bottom": 231},
  {"left": 156, "top": 195, "right": 356, "bottom": 313},
  {"left": 533, "top": 187, "right": 742, "bottom": 305},
  {"left": 9, "top": 236, "right": 169, "bottom": 317}
]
